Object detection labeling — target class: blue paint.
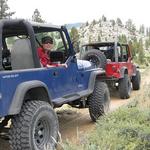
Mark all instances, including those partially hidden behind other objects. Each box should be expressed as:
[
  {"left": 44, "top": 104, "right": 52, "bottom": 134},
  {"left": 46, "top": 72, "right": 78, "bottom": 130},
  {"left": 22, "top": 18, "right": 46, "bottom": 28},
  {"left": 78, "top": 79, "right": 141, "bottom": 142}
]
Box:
[{"left": 0, "top": 57, "right": 94, "bottom": 117}]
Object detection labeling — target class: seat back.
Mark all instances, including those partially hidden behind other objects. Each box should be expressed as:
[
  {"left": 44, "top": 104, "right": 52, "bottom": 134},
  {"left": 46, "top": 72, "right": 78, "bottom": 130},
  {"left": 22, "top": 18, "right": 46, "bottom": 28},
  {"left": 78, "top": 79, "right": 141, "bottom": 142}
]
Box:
[{"left": 11, "top": 39, "right": 34, "bottom": 70}]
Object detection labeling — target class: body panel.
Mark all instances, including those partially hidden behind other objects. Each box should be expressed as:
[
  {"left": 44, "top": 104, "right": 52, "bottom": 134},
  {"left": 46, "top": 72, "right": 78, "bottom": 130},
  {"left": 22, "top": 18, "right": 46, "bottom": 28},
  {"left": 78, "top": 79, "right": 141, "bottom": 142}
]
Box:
[{"left": 0, "top": 57, "right": 102, "bottom": 117}]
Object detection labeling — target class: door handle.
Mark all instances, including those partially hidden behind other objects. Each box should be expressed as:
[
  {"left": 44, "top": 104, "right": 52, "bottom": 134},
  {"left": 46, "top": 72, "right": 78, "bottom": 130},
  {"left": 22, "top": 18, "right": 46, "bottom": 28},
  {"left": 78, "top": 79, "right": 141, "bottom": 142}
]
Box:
[{"left": 53, "top": 71, "right": 58, "bottom": 76}]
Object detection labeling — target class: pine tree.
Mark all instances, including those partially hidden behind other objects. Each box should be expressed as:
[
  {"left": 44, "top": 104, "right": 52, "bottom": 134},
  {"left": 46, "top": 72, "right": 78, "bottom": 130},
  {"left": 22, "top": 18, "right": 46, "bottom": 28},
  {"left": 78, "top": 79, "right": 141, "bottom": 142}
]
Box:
[
  {"left": 102, "top": 15, "right": 107, "bottom": 22},
  {"left": 138, "top": 39, "right": 145, "bottom": 64},
  {"left": 130, "top": 37, "right": 138, "bottom": 57},
  {"left": 116, "top": 18, "right": 122, "bottom": 26},
  {"left": 131, "top": 24, "right": 136, "bottom": 35},
  {"left": 125, "top": 19, "right": 133, "bottom": 31},
  {"left": 92, "top": 19, "right": 96, "bottom": 25},
  {"left": 70, "top": 27, "right": 80, "bottom": 52},
  {"left": 125, "top": 19, "right": 136, "bottom": 35},
  {"left": 110, "top": 19, "right": 115, "bottom": 29},
  {"left": 118, "top": 34, "right": 127, "bottom": 43},
  {"left": 0, "top": 0, "right": 15, "bottom": 19},
  {"left": 139, "top": 24, "right": 145, "bottom": 34},
  {"left": 146, "top": 27, "right": 149, "bottom": 37},
  {"left": 148, "top": 27, "right": 150, "bottom": 37},
  {"left": 145, "top": 39, "right": 149, "bottom": 50},
  {"left": 32, "top": 9, "right": 45, "bottom": 23},
  {"left": 85, "top": 21, "right": 89, "bottom": 26}
]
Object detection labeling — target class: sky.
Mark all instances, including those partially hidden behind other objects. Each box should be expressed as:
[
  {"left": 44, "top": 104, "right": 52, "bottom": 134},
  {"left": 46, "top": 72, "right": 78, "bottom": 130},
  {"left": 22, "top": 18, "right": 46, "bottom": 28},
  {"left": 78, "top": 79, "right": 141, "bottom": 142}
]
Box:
[{"left": 8, "top": 0, "right": 150, "bottom": 27}]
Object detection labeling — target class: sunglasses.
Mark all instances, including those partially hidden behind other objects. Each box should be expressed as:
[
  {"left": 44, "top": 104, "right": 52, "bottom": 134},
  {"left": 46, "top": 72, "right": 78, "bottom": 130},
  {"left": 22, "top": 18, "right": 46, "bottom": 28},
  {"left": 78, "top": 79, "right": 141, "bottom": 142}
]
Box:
[{"left": 43, "top": 41, "right": 53, "bottom": 44}]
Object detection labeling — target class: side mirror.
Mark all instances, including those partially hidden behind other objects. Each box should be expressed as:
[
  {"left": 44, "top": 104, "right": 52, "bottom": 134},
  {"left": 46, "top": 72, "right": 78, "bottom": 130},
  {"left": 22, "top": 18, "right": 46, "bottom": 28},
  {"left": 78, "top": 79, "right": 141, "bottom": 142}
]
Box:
[{"left": 49, "top": 51, "right": 65, "bottom": 63}]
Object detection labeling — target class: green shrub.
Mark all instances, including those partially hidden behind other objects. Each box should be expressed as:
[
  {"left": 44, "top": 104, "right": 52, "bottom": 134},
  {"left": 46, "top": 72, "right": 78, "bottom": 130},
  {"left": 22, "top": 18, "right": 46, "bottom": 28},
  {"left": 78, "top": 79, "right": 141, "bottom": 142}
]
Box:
[{"left": 86, "top": 107, "right": 150, "bottom": 150}]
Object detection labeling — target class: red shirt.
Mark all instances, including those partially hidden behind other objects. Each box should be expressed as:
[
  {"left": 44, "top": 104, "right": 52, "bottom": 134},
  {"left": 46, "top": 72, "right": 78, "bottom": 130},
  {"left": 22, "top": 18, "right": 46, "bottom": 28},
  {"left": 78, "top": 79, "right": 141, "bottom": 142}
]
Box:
[
  {"left": 37, "top": 47, "right": 67, "bottom": 67},
  {"left": 37, "top": 47, "right": 52, "bottom": 67}
]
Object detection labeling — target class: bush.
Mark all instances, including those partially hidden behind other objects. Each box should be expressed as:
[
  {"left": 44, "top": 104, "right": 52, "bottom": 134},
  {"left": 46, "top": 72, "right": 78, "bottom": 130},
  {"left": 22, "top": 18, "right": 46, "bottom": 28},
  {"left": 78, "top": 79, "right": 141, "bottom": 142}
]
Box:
[{"left": 87, "top": 107, "right": 150, "bottom": 150}]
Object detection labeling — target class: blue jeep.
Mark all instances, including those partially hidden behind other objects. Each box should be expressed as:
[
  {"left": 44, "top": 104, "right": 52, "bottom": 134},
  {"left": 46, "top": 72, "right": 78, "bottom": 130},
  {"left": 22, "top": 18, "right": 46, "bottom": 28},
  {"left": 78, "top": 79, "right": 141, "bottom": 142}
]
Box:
[{"left": 0, "top": 19, "right": 110, "bottom": 150}]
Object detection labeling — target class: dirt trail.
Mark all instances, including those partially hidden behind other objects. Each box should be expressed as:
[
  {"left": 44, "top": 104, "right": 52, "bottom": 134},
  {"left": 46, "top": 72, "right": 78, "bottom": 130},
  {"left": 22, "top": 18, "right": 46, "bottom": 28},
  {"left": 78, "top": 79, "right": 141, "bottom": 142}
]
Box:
[{"left": 0, "top": 69, "right": 149, "bottom": 149}]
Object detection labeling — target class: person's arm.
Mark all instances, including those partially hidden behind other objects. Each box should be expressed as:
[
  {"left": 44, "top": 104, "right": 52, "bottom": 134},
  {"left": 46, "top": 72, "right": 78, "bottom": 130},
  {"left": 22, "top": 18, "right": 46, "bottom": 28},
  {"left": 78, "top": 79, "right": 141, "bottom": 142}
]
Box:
[
  {"left": 40, "top": 57, "right": 49, "bottom": 67},
  {"left": 37, "top": 48, "right": 49, "bottom": 67}
]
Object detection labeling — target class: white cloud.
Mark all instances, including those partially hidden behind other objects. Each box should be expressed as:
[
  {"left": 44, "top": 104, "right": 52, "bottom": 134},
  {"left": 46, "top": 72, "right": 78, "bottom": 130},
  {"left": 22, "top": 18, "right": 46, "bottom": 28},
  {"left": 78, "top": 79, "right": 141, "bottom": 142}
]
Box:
[{"left": 8, "top": 0, "right": 150, "bottom": 27}]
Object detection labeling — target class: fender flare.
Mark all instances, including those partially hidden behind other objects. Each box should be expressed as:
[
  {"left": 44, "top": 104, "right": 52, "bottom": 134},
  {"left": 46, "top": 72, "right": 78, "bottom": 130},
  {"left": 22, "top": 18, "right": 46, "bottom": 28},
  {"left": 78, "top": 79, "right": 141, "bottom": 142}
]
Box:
[
  {"left": 120, "top": 67, "right": 128, "bottom": 78},
  {"left": 8, "top": 80, "right": 52, "bottom": 115},
  {"left": 88, "top": 68, "right": 105, "bottom": 94},
  {"left": 132, "top": 64, "right": 138, "bottom": 76}
]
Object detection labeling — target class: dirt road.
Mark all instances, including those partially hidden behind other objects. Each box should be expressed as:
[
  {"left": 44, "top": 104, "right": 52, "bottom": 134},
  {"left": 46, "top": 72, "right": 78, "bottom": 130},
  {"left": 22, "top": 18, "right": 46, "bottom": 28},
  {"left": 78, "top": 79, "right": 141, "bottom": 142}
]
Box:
[{"left": 0, "top": 69, "right": 148, "bottom": 149}]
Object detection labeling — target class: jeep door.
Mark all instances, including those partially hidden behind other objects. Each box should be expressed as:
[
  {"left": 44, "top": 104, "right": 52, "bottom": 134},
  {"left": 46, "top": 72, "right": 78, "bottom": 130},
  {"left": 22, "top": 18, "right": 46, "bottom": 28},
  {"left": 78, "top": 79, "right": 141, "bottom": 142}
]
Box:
[
  {"left": 35, "top": 29, "right": 78, "bottom": 100},
  {"left": 48, "top": 57, "right": 78, "bottom": 100}
]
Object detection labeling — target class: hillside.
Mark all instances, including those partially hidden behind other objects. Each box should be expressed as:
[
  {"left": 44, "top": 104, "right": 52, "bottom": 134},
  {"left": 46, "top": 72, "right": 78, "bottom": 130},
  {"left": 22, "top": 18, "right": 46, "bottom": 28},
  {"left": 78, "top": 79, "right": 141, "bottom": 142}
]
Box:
[
  {"left": 78, "top": 18, "right": 150, "bottom": 51},
  {"left": 66, "top": 23, "right": 83, "bottom": 29}
]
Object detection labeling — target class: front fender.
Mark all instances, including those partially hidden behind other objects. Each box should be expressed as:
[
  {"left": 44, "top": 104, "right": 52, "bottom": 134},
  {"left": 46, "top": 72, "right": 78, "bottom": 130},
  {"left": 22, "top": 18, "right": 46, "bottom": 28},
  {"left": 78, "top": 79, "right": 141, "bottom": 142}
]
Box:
[
  {"left": 88, "top": 68, "right": 105, "bottom": 94},
  {"left": 8, "top": 80, "right": 52, "bottom": 115}
]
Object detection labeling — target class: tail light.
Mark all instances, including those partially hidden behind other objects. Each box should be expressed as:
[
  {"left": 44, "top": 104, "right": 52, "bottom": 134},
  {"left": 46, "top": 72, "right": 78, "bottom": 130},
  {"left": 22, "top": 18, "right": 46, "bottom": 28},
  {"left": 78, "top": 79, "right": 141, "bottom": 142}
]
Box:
[
  {"left": 112, "top": 66, "right": 117, "bottom": 72},
  {"left": 112, "top": 66, "right": 120, "bottom": 73}
]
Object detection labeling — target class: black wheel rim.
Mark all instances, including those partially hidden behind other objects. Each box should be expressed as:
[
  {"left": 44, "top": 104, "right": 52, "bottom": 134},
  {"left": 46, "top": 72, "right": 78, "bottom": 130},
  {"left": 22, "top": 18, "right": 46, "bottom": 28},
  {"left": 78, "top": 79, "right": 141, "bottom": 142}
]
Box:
[{"left": 34, "top": 117, "right": 51, "bottom": 148}]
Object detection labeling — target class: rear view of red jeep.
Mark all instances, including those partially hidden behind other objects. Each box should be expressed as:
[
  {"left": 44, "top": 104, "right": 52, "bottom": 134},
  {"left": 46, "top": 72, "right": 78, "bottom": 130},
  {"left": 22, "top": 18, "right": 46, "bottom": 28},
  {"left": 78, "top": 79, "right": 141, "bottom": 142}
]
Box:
[{"left": 81, "top": 42, "right": 141, "bottom": 99}]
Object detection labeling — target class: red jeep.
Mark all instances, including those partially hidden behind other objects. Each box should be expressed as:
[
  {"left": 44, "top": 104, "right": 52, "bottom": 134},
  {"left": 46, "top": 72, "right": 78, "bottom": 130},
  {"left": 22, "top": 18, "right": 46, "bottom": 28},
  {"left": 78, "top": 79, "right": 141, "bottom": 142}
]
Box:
[{"left": 81, "top": 42, "right": 141, "bottom": 99}]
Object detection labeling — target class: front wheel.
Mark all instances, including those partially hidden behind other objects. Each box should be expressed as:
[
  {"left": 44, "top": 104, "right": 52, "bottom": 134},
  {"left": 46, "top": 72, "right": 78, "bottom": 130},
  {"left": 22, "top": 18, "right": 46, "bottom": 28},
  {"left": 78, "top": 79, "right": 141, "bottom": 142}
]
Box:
[
  {"left": 88, "top": 81, "right": 110, "bottom": 122},
  {"left": 9, "top": 101, "right": 59, "bottom": 150}
]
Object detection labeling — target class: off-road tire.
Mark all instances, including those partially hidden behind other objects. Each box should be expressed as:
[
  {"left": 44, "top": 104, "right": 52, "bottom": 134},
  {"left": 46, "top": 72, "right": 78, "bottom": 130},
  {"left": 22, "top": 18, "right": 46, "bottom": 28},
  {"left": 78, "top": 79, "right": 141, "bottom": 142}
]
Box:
[
  {"left": 132, "top": 70, "right": 141, "bottom": 90},
  {"left": 88, "top": 81, "right": 110, "bottom": 122},
  {"left": 81, "top": 49, "right": 107, "bottom": 69},
  {"left": 119, "top": 74, "right": 131, "bottom": 99},
  {"left": 9, "top": 101, "right": 59, "bottom": 150}
]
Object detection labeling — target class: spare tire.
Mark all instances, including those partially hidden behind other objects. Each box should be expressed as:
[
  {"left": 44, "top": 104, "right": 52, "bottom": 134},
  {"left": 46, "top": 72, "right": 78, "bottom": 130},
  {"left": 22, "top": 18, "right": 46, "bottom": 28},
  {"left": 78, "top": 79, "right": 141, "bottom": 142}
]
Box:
[{"left": 81, "top": 49, "right": 107, "bottom": 69}]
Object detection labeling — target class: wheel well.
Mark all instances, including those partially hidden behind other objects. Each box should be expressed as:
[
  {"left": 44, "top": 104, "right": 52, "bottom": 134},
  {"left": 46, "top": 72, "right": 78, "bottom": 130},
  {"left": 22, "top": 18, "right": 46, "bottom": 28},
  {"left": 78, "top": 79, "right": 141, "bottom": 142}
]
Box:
[
  {"left": 124, "top": 69, "right": 128, "bottom": 75},
  {"left": 120, "top": 68, "right": 128, "bottom": 79},
  {"left": 95, "top": 72, "right": 106, "bottom": 81},
  {"left": 24, "top": 87, "right": 52, "bottom": 105}
]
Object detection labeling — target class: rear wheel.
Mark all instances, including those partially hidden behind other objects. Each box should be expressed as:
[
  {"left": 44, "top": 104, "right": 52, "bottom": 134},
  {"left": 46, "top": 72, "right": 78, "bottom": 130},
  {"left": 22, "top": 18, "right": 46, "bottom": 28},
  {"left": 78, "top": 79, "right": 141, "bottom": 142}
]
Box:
[
  {"left": 88, "top": 81, "right": 110, "bottom": 122},
  {"left": 81, "top": 49, "right": 107, "bottom": 69},
  {"left": 132, "top": 70, "right": 141, "bottom": 90},
  {"left": 9, "top": 101, "right": 59, "bottom": 150},
  {"left": 119, "top": 74, "right": 131, "bottom": 99}
]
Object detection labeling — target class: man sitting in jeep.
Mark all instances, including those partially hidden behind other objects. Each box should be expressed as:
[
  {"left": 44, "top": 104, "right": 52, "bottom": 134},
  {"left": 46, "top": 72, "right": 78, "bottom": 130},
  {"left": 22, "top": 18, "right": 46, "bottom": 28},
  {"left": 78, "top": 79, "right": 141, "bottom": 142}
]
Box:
[
  {"left": 37, "top": 36, "right": 54, "bottom": 67},
  {"left": 37, "top": 36, "right": 67, "bottom": 68}
]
